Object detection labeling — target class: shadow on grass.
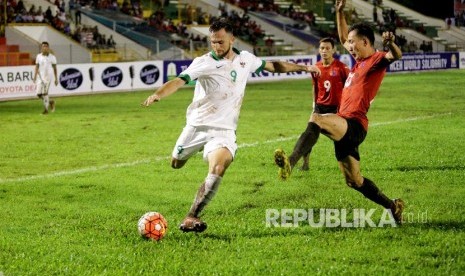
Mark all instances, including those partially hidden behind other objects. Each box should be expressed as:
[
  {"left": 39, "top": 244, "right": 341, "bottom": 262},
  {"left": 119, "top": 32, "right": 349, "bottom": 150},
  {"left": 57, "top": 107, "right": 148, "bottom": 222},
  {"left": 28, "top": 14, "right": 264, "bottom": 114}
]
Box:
[
  {"left": 199, "top": 222, "right": 465, "bottom": 242},
  {"left": 198, "top": 220, "right": 465, "bottom": 241},
  {"left": 200, "top": 225, "right": 364, "bottom": 241}
]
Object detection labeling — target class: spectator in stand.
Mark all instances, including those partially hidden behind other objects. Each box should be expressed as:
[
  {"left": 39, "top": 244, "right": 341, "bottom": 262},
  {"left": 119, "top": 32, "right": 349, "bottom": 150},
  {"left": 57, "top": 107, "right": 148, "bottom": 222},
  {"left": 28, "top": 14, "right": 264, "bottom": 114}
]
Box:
[
  {"left": 389, "top": 8, "right": 396, "bottom": 23},
  {"left": 427, "top": 41, "right": 433, "bottom": 52},
  {"left": 416, "top": 23, "right": 425, "bottom": 34},
  {"left": 186, "top": 5, "right": 195, "bottom": 24},
  {"left": 16, "top": 0, "right": 25, "bottom": 14},
  {"left": 74, "top": 0, "right": 81, "bottom": 25},
  {"left": 132, "top": 0, "right": 143, "bottom": 18},
  {"left": 23, "top": 11, "right": 34, "bottom": 22},
  {"left": 52, "top": 13, "right": 65, "bottom": 31},
  {"left": 121, "top": 0, "right": 131, "bottom": 15},
  {"left": 28, "top": 4, "right": 36, "bottom": 15},
  {"left": 107, "top": 34, "right": 116, "bottom": 50},
  {"left": 45, "top": 6, "right": 53, "bottom": 23},
  {"left": 58, "top": 10, "right": 67, "bottom": 23},
  {"left": 37, "top": 6, "right": 43, "bottom": 17},
  {"left": 63, "top": 22, "right": 71, "bottom": 36},
  {"left": 407, "top": 41, "right": 418, "bottom": 53},
  {"left": 395, "top": 34, "right": 407, "bottom": 52},
  {"left": 69, "top": 0, "right": 76, "bottom": 22},
  {"left": 350, "top": 8, "right": 359, "bottom": 23},
  {"left": 460, "top": 10, "right": 465, "bottom": 26},
  {"left": 265, "top": 36, "right": 276, "bottom": 56},
  {"left": 34, "top": 9, "right": 45, "bottom": 23},
  {"left": 59, "top": 0, "right": 65, "bottom": 13},
  {"left": 419, "top": 40, "right": 428, "bottom": 52}
]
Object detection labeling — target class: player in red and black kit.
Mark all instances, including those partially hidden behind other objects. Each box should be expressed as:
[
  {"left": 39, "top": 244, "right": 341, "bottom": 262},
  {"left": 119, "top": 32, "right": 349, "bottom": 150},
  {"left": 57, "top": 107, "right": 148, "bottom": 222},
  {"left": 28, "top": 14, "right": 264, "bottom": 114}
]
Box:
[
  {"left": 275, "top": 0, "right": 404, "bottom": 224},
  {"left": 299, "top": 37, "right": 350, "bottom": 171}
]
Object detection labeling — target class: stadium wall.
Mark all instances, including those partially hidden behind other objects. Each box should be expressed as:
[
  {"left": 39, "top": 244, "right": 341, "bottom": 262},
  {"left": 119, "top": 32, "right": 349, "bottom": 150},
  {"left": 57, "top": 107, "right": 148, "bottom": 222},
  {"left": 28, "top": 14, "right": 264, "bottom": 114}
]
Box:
[{"left": 0, "top": 52, "right": 463, "bottom": 102}]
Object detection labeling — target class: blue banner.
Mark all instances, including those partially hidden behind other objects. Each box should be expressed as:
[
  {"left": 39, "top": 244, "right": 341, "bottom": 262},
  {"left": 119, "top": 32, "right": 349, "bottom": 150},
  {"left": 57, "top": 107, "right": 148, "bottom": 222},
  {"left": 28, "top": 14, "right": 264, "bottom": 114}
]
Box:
[
  {"left": 163, "top": 60, "right": 193, "bottom": 83},
  {"left": 387, "top": 52, "right": 460, "bottom": 72}
]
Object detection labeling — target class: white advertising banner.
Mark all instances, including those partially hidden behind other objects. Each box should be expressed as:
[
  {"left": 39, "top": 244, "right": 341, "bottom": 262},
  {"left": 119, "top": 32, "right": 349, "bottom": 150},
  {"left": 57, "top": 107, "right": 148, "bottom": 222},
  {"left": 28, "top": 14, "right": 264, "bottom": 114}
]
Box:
[{"left": 0, "top": 60, "right": 163, "bottom": 101}]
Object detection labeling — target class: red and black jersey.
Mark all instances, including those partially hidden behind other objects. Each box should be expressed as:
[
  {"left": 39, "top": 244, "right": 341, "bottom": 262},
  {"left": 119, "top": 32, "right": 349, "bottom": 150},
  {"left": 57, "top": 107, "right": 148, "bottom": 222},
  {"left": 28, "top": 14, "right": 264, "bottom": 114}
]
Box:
[
  {"left": 338, "top": 51, "right": 391, "bottom": 131},
  {"left": 311, "top": 59, "right": 349, "bottom": 108}
]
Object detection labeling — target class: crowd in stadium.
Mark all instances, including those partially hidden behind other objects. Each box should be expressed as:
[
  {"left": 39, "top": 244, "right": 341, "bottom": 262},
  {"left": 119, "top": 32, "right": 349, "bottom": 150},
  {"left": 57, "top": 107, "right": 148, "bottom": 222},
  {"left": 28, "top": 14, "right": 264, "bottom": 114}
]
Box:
[{"left": 1, "top": 0, "right": 461, "bottom": 55}]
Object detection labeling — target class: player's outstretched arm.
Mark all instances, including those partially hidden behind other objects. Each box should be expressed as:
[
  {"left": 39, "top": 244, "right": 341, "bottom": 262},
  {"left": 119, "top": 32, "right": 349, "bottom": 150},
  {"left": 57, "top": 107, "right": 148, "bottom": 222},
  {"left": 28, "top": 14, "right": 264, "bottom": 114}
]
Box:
[
  {"left": 335, "top": 0, "right": 349, "bottom": 50},
  {"left": 141, "top": 77, "right": 186, "bottom": 107},
  {"left": 264, "top": 61, "right": 321, "bottom": 76},
  {"left": 382, "top": 31, "right": 402, "bottom": 62}
]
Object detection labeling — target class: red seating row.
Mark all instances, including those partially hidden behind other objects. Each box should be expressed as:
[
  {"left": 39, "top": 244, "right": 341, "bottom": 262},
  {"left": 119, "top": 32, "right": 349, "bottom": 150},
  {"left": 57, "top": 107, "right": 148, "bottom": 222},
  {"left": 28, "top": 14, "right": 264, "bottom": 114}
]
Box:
[
  {"left": 0, "top": 37, "right": 34, "bottom": 66},
  {"left": 0, "top": 52, "right": 33, "bottom": 66},
  {"left": 0, "top": 44, "right": 20, "bottom": 52}
]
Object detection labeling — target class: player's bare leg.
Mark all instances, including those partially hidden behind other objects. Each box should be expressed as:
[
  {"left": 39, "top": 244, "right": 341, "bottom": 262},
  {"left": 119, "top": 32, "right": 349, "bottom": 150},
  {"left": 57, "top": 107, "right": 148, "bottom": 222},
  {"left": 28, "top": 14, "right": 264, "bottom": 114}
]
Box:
[{"left": 180, "top": 147, "right": 232, "bottom": 232}]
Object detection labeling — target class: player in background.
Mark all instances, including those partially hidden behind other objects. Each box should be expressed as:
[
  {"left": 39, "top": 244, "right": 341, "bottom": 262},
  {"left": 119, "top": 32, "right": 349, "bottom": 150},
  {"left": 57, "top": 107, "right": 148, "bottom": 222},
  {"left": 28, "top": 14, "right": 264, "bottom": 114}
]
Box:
[
  {"left": 142, "top": 18, "right": 320, "bottom": 233},
  {"left": 33, "top": 41, "right": 58, "bottom": 115},
  {"left": 274, "top": 0, "right": 405, "bottom": 224},
  {"left": 296, "top": 37, "right": 350, "bottom": 172}
]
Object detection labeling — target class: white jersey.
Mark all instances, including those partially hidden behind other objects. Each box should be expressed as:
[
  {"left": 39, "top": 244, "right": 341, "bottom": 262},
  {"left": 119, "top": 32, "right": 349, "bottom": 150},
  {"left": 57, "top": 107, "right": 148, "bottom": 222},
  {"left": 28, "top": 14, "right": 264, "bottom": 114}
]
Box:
[
  {"left": 179, "top": 48, "right": 265, "bottom": 130},
  {"left": 35, "top": 53, "right": 57, "bottom": 83}
]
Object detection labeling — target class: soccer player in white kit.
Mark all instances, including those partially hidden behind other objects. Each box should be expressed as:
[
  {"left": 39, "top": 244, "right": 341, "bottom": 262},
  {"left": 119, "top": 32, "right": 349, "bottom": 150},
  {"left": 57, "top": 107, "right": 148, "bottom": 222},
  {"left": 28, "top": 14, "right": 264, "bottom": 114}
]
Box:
[
  {"left": 33, "top": 41, "right": 58, "bottom": 115},
  {"left": 142, "top": 18, "right": 321, "bottom": 233}
]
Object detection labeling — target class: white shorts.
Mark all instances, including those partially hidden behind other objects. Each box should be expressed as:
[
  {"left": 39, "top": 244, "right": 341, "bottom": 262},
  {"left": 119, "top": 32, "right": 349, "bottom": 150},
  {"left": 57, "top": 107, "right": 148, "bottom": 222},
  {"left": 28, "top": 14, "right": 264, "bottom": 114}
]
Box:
[
  {"left": 172, "top": 125, "right": 237, "bottom": 162},
  {"left": 36, "top": 81, "right": 51, "bottom": 96}
]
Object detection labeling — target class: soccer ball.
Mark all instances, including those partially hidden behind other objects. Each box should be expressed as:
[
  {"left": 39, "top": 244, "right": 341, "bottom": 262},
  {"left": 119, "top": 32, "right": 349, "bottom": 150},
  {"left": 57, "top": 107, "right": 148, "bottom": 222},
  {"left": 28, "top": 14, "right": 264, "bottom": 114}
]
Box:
[{"left": 137, "top": 212, "right": 168, "bottom": 241}]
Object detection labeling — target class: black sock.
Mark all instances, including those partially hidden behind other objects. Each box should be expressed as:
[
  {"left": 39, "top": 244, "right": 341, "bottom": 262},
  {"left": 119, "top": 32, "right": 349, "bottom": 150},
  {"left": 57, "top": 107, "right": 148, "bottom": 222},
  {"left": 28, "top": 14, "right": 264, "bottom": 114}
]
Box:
[
  {"left": 289, "top": 122, "right": 321, "bottom": 167},
  {"left": 353, "top": 178, "right": 394, "bottom": 209}
]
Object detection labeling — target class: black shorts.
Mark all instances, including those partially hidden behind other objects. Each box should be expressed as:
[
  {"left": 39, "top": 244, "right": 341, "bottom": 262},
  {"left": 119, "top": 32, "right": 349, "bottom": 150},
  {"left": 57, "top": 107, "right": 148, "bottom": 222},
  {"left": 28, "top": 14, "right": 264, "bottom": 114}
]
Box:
[
  {"left": 334, "top": 118, "right": 367, "bottom": 161},
  {"left": 314, "top": 104, "right": 338, "bottom": 114}
]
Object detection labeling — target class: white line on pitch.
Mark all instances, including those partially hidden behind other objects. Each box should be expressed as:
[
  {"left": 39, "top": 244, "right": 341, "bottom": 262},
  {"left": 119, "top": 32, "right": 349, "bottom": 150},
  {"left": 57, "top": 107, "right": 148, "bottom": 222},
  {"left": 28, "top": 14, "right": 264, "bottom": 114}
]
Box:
[
  {"left": 370, "top": 112, "right": 451, "bottom": 127},
  {"left": 0, "top": 112, "right": 452, "bottom": 184}
]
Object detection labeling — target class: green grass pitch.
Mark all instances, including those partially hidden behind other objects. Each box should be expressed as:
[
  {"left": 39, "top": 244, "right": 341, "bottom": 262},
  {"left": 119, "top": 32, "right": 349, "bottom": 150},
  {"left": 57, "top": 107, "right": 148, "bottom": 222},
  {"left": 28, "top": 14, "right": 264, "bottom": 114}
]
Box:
[{"left": 0, "top": 70, "right": 464, "bottom": 274}]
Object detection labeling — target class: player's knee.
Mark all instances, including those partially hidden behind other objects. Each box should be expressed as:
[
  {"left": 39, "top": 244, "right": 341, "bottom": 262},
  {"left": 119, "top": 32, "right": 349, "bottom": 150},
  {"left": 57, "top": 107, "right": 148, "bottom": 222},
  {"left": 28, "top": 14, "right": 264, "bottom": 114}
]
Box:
[
  {"left": 210, "top": 163, "right": 227, "bottom": 176},
  {"left": 344, "top": 176, "right": 363, "bottom": 188},
  {"left": 310, "top": 113, "right": 321, "bottom": 124}
]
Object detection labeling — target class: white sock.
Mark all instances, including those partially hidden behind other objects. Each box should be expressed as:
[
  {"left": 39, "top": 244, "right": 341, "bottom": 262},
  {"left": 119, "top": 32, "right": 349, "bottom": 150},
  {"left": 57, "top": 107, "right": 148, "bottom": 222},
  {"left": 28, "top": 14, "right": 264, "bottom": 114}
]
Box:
[
  {"left": 189, "top": 173, "right": 222, "bottom": 217},
  {"left": 204, "top": 173, "right": 222, "bottom": 195},
  {"left": 43, "top": 95, "right": 49, "bottom": 110}
]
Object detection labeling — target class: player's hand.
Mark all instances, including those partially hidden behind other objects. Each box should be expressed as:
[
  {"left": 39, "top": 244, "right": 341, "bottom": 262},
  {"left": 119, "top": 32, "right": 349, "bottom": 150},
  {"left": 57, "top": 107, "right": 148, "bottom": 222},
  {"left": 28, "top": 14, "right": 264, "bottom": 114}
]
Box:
[
  {"left": 335, "top": 0, "right": 345, "bottom": 12},
  {"left": 141, "top": 94, "right": 160, "bottom": 107},
  {"left": 307, "top": 65, "right": 321, "bottom": 77},
  {"left": 382, "top": 31, "right": 395, "bottom": 46}
]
